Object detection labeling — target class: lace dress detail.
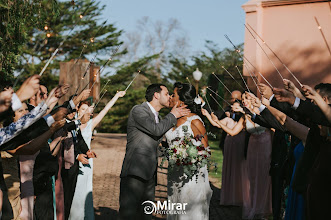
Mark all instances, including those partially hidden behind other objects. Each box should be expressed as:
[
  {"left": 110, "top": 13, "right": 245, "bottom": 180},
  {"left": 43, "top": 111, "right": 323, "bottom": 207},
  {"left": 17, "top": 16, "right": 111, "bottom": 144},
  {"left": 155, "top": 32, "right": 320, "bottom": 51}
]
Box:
[{"left": 165, "top": 115, "right": 212, "bottom": 220}]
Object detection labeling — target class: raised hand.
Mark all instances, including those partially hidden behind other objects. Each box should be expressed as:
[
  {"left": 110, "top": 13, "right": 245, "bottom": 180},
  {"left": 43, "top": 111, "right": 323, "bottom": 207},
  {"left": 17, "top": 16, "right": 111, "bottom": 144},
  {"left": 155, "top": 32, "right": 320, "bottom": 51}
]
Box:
[
  {"left": 273, "top": 88, "right": 296, "bottom": 105},
  {"left": 16, "top": 75, "right": 40, "bottom": 102},
  {"left": 74, "top": 89, "right": 91, "bottom": 105},
  {"left": 232, "top": 105, "right": 244, "bottom": 113},
  {"left": 201, "top": 108, "right": 210, "bottom": 116},
  {"left": 45, "top": 88, "right": 59, "bottom": 107},
  {"left": 252, "top": 96, "right": 262, "bottom": 108},
  {"left": 210, "top": 112, "right": 218, "bottom": 121},
  {"left": 55, "top": 84, "right": 70, "bottom": 98},
  {"left": 301, "top": 85, "right": 319, "bottom": 101},
  {"left": 283, "top": 79, "right": 304, "bottom": 99},
  {"left": 170, "top": 102, "right": 191, "bottom": 118},
  {"left": 115, "top": 91, "right": 126, "bottom": 98},
  {"left": 0, "top": 88, "right": 13, "bottom": 113},
  {"left": 50, "top": 119, "right": 66, "bottom": 133},
  {"left": 51, "top": 107, "right": 69, "bottom": 121},
  {"left": 258, "top": 83, "right": 273, "bottom": 99}
]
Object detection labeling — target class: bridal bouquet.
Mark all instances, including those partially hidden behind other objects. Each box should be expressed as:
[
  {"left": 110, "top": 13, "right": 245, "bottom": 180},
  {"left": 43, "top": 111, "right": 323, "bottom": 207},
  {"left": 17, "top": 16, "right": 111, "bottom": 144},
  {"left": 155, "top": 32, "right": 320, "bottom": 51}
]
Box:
[{"left": 162, "top": 125, "right": 211, "bottom": 179}]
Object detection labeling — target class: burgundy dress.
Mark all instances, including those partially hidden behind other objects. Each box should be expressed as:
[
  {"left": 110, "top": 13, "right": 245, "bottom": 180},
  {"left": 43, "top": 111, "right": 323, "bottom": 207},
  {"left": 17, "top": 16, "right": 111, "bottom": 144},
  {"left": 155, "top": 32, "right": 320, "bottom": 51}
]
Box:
[
  {"left": 220, "top": 117, "right": 249, "bottom": 206},
  {"left": 242, "top": 120, "right": 272, "bottom": 219}
]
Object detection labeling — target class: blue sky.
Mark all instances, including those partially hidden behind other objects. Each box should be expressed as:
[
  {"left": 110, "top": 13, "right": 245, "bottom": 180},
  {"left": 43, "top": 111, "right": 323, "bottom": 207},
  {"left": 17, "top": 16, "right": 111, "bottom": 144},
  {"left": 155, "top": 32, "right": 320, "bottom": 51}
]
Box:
[{"left": 99, "top": 0, "right": 248, "bottom": 54}]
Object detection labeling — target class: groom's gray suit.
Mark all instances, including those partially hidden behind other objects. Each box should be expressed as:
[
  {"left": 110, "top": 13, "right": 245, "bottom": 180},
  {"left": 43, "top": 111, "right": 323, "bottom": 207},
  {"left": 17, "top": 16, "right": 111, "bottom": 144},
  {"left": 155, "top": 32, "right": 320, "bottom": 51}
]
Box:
[{"left": 119, "top": 102, "right": 176, "bottom": 220}]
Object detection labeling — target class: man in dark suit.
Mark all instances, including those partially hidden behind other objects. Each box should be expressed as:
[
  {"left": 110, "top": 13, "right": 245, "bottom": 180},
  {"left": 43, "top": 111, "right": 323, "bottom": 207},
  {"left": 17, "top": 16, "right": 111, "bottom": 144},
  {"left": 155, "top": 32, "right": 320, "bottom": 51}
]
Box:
[{"left": 119, "top": 84, "right": 190, "bottom": 220}]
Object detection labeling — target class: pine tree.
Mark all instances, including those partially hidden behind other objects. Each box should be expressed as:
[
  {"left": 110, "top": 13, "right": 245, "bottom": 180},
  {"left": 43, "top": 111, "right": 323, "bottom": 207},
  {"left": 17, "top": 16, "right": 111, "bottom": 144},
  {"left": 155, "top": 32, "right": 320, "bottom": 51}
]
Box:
[{"left": 0, "top": 0, "right": 124, "bottom": 88}]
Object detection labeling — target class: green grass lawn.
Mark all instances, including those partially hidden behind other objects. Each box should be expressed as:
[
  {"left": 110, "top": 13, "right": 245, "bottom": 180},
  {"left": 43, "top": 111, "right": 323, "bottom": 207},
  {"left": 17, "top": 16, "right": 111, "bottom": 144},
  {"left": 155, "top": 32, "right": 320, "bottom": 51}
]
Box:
[{"left": 208, "top": 140, "right": 223, "bottom": 188}]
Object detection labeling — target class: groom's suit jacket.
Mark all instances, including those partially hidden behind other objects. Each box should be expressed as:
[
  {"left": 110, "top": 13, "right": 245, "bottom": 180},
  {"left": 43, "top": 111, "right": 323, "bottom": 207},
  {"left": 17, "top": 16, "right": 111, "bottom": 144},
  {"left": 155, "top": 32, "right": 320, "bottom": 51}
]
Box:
[{"left": 120, "top": 102, "right": 177, "bottom": 181}]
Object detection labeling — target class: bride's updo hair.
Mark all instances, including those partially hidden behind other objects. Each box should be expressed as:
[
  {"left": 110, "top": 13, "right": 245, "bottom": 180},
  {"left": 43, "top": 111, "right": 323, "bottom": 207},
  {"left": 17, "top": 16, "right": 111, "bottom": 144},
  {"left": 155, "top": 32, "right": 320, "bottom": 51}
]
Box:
[{"left": 174, "top": 82, "right": 202, "bottom": 115}]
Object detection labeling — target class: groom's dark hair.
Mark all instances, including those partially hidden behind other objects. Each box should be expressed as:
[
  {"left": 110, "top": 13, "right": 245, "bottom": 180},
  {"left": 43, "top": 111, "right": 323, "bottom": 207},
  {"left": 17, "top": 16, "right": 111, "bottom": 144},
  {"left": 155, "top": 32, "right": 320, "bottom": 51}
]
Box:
[{"left": 145, "top": 84, "right": 166, "bottom": 102}]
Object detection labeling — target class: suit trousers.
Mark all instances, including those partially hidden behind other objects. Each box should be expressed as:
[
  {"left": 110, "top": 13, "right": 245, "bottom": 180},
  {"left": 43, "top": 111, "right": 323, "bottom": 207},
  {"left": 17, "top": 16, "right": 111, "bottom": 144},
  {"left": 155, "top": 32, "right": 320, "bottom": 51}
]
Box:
[
  {"left": 119, "top": 175, "right": 155, "bottom": 220},
  {"left": 62, "top": 162, "right": 79, "bottom": 220}
]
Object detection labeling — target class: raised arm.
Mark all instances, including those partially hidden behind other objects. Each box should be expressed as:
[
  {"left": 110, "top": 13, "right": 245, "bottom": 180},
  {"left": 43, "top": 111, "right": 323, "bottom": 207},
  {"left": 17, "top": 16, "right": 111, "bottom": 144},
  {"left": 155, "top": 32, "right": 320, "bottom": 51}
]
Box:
[
  {"left": 7, "top": 119, "right": 65, "bottom": 155},
  {"left": 201, "top": 108, "right": 221, "bottom": 128},
  {"left": 218, "top": 117, "right": 245, "bottom": 136},
  {"left": 91, "top": 91, "right": 125, "bottom": 130},
  {"left": 302, "top": 85, "right": 331, "bottom": 123}
]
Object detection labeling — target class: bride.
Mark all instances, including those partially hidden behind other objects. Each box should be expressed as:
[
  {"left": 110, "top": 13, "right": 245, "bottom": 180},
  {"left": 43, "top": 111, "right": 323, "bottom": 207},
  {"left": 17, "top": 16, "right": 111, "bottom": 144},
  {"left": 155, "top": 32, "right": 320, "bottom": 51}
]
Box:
[{"left": 164, "top": 82, "right": 213, "bottom": 220}]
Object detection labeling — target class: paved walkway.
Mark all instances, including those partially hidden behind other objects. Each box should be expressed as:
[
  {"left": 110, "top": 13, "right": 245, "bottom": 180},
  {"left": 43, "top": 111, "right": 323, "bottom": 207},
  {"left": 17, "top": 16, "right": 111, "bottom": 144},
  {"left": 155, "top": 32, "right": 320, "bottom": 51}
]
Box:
[{"left": 92, "top": 133, "right": 242, "bottom": 220}]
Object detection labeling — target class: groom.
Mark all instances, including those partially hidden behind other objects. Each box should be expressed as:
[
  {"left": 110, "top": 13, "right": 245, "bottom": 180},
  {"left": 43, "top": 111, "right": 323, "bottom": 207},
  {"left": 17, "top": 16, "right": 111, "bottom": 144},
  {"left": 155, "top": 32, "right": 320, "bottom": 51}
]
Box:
[{"left": 119, "top": 84, "right": 190, "bottom": 219}]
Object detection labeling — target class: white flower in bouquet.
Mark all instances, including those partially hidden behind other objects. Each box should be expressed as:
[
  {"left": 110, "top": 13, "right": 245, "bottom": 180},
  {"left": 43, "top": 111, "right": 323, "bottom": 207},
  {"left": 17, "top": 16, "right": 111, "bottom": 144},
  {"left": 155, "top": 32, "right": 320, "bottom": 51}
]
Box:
[{"left": 191, "top": 139, "right": 202, "bottom": 146}]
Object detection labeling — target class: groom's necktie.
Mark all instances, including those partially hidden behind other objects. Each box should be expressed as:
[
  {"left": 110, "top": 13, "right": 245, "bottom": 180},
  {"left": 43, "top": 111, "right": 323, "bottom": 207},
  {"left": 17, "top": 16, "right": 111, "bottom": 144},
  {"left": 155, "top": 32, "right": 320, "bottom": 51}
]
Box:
[{"left": 154, "top": 112, "right": 159, "bottom": 123}]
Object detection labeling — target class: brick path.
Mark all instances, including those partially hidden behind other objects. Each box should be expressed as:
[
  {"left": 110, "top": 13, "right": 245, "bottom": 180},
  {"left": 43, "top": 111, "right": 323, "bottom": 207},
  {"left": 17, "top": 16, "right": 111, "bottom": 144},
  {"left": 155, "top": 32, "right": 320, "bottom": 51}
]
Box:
[{"left": 92, "top": 133, "right": 242, "bottom": 220}]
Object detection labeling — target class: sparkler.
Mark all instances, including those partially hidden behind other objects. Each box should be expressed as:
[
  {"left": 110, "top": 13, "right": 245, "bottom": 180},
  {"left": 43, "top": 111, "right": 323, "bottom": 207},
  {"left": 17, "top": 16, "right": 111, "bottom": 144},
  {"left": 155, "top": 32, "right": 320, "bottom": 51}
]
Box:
[
  {"left": 235, "top": 66, "right": 251, "bottom": 93},
  {"left": 186, "top": 77, "right": 191, "bottom": 84},
  {"left": 244, "top": 24, "right": 284, "bottom": 81},
  {"left": 80, "top": 44, "right": 121, "bottom": 93},
  {"left": 221, "top": 65, "right": 245, "bottom": 91},
  {"left": 99, "top": 79, "right": 111, "bottom": 96},
  {"left": 243, "top": 62, "right": 262, "bottom": 95},
  {"left": 39, "top": 2, "right": 94, "bottom": 76},
  {"left": 65, "top": 20, "right": 108, "bottom": 77},
  {"left": 224, "top": 34, "right": 263, "bottom": 95},
  {"left": 206, "top": 87, "right": 231, "bottom": 106},
  {"left": 314, "top": 16, "right": 331, "bottom": 57},
  {"left": 203, "top": 94, "right": 212, "bottom": 112},
  {"left": 94, "top": 90, "right": 107, "bottom": 108},
  {"left": 125, "top": 70, "right": 141, "bottom": 92},
  {"left": 210, "top": 94, "right": 226, "bottom": 112},
  {"left": 246, "top": 23, "right": 303, "bottom": 87},
  {"left": 211, "top": 72, "right": 232, "bottom": 94}
]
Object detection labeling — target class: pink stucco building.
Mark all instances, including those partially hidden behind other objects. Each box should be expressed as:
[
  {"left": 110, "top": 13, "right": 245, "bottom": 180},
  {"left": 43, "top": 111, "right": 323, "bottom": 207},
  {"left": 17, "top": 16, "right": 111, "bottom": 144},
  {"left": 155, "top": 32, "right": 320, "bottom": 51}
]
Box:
[{"left": 242, "top": 0, "right": 331, "bottom": 93}]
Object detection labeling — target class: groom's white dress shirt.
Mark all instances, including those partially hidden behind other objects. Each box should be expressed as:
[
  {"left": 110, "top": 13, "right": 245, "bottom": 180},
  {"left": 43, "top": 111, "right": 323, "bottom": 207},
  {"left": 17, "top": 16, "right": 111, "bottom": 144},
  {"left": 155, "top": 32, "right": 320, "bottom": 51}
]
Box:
[{"left": 147, "top": 102, "right": 159, "bottom": 123}]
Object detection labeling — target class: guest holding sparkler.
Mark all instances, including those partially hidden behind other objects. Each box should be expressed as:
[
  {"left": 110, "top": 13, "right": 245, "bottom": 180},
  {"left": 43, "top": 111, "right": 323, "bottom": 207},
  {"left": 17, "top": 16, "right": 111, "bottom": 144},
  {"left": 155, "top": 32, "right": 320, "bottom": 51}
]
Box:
[
  {"left": 69, "top": 90, "right": 126, "bottom": 220},
  {"left": 202, "top": 91, "right": 272, "bottom": 219}
]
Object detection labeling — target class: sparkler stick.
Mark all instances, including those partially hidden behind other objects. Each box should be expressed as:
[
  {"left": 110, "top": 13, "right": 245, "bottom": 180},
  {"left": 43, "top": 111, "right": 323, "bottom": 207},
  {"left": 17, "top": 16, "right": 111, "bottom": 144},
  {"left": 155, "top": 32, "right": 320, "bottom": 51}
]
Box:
[
  {"left": 206, "top": 87, "right": 231, "bottom": 106},
  {"left": 225, "top": 34, "right": 264, "bottom": 95},
  {"left": 94, "top": 90, "right": 107, "bottom": 108},
  {"left": 211, "top": 72, "right": 232, "bottom": 94},
  {"left": 314, "top": 16, "right": 331, "bottom": 57},
  {"left": 210, "top": 94, "right": 225, "bottom": 112},
  {"left": 125, "top": 70, "right": 141, "bottom": 92},
  {"left": 99, "top": 79, "right": 110, "bottom": 96},
  {"left": 243, "top": 62, "right": 262, "bottom": 95},
  {"left": 39, "top": 4, "right": 93, "bottom": 76},
  {"left": 65, "top": 20, "right": 108, "bottom": 77},
  {"left": 80, "top": 44, "right": 121, "bottom": 93},
  {"left": 224, "top": 34, "right": 274, "bottom": 89},
  {"left": 244, "top": 24, "right": 284, "bottom": 81},
  {"left": 246, "top": 23, "right": 303, "bottom": 87},
  {"left": 235, "top": 66, "right": 251, "bottom": 93},
  {"left": 186, "top": 77, "right": 191, "bottom": 84},
  {"left": 257, "top": 72, "right": 274, "bottom": 89},
  {"left": 203, "top": 94, "right": 212, "bottom": 112},
  {"left": 221, "top": 65, "right": 245, "bottom": 91}
]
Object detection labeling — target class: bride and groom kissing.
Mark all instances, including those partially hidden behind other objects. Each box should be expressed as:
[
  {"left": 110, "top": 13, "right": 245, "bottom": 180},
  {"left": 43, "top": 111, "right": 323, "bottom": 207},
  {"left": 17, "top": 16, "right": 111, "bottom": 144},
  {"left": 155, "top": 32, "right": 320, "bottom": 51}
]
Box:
[{"left": 119, "top": 82, "right": 213, "bottom": 220}]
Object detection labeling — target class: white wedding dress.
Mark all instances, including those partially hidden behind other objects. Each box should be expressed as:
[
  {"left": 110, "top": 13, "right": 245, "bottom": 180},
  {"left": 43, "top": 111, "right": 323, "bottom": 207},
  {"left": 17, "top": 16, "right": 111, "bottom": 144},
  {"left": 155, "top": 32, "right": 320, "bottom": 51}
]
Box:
[{"left": 165, "top": 115, "right": 213, "bottom": 220}]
